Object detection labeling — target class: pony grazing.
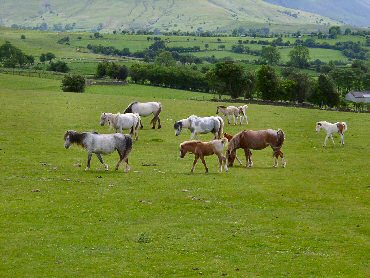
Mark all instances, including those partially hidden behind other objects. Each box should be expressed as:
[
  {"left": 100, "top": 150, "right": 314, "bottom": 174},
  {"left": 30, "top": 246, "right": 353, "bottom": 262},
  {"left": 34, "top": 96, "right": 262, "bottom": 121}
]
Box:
[
  {"left": 64, "top": 130, "right": 132, "bottom": 172},
  {"left": 216, "top": 105, "right": 240, "bottom": 125},
  {"left": 100, "top": 112, "right": 140, "bottom": 141},
  {"left": 316, "top": 121, "right": 348, "bottom": 146},
  {"left": 179, "top": 138, "right": 228, "bottom": 173},
  {"left": 226, "top": 129, "right": 286, "bottom": 168},
  {"left": 223, "top": 133, "right": 243, "bottom": 165},
  {"left": 174, "top": 115, "right": 224, "bottom": 139},
  {"left": 123, "top": 101, "right": 162, "bottom": 129}
]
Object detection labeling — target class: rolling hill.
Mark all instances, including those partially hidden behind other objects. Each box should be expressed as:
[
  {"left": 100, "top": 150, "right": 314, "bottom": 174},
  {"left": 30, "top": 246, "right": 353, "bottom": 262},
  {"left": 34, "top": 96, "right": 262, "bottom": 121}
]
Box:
[
  {"left": 265, "top": 0, "right": 370, "bottom": 27},
  {"left": 0, "top": 0, "right": 341, "bottom": 33}
]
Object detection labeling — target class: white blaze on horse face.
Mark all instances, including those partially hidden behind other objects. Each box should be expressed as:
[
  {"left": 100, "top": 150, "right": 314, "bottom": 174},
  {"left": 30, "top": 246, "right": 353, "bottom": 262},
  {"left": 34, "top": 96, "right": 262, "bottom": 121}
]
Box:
[
  {"left": 64, "top": 135, "right": 71, "bottom": 149},
  {"left": 175, "top": 127, "right": 181, "bottom": 136}
]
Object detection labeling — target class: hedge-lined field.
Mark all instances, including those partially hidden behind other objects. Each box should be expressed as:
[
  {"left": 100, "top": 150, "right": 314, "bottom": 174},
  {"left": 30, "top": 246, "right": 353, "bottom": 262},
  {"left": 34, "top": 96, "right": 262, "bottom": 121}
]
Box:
[{"left": 0, "top": 74, "right": 369, "bottom": 276}]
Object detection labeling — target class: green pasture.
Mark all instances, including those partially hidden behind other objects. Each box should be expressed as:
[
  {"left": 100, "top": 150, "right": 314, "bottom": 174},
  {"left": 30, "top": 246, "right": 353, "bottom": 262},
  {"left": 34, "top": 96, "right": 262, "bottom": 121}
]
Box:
[
  {"left": 279, "top": 47, "right": 349, "bottom": 63},
  {"left": 0, "top": 73, "right": 369, "bottom": 276}
]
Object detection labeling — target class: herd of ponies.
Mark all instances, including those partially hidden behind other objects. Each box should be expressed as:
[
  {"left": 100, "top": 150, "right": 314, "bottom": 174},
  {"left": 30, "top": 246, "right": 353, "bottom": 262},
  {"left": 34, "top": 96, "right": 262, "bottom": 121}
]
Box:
[{"left": 64, "top": 102, "right": 348, "bottom": 173}]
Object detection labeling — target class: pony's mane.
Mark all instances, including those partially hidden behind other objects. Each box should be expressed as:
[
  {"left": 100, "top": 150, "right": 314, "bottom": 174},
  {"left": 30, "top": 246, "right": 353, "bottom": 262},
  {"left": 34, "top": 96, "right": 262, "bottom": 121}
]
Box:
[
  {"left": 217, "top": 105, "right": 227, "bottom": 109},
  {"left": 64, "top": 130, "right": 87, "bottom": 147},
  {"left": 228, "top": 130, "right": 244, "bottom": 151},
  {"left": 123, "top": 101, "right": 138, "bottom": 113}
]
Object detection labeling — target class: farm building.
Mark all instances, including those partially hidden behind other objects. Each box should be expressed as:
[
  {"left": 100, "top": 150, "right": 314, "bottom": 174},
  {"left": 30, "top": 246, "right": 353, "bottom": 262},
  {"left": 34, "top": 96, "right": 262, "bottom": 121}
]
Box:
[{"left": 345, "top": 91, "right": 370, "bottom": 103}]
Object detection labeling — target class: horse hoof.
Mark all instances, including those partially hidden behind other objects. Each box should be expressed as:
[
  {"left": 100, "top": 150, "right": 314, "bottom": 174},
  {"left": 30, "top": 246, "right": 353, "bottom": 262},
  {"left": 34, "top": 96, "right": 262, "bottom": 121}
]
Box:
[
  {"left": 158, "top": 125, "right": 162, "bottom": 129},
  {"left": 152, "top": 126, "right": 155, "bottom": 129},
  {"left": 85, "top": 167, "right": 90, "bottom": 171}
]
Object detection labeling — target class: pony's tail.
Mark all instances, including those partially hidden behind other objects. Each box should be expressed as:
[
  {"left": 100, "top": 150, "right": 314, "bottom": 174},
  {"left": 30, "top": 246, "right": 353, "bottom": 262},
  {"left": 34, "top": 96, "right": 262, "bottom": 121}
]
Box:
[
  {"left": 276, "top": 129, "right": 285, "bottom": 148},
  {"left": 150, "top": 103, "right": 162, "bottom": 125},
  {"left": 135, "top": 115, "right": 141, "bottom": 131},
  {"left": 217, "top": 116, "right": 224, "bottom": 139},
  {"left": 121, "top": 135, "right": 133, "bottom": 161}
]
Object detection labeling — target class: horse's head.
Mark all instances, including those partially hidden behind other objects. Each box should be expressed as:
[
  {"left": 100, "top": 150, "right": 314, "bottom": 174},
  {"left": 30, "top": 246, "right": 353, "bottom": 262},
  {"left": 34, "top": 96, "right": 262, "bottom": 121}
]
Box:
[
  {"left": 174, "top": 121, "right": 182, "bottom": 136},
  {"left": 100, "top": 113, "right": 108, "bottom": 126},
  {"left": 179, "top": 144, "right": 187, "bottom": 158},
  {"left": 64, "top": 130, "right": 75, "bottom": 149},
  {"left": 226, "top": 148, "right": 236, "bottom": 167},
  {"left": 315, "top": 122, "right": 323, "bottom": 132}
]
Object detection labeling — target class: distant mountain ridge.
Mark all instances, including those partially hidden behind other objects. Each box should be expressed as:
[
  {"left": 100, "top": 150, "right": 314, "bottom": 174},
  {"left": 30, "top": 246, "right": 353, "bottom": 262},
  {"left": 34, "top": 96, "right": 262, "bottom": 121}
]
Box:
[
  {"left": 265, "top": 0, "right": 370, "bottom": 27},
  {"left": 0, "top": 0, "right": 343, "bottom": 33}
]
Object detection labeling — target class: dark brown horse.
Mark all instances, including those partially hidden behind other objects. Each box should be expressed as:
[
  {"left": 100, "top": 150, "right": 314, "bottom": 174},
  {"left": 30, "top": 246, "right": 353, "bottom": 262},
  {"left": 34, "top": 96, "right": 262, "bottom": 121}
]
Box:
[{"left": 226, "top": 129, "right": 286, "bottom": 168}]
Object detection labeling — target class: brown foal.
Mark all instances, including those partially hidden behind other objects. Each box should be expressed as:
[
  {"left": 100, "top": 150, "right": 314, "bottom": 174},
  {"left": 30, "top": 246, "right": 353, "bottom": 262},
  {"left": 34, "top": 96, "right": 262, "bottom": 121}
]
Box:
[{"left": 180, "top": 138, "right": 228, "bottom": 173}]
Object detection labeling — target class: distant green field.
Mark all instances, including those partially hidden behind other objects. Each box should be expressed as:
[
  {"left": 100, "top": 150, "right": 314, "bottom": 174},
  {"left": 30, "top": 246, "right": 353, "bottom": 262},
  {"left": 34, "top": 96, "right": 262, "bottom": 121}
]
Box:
[
  {"left": 1, "top": 27, "right": 367, "bottom": 76},
  {"left": 280, "top": 47, "right": 349, "bottom": 63},
  {"left": 0, "top": 73, "right": 369, "bottom": 276}
]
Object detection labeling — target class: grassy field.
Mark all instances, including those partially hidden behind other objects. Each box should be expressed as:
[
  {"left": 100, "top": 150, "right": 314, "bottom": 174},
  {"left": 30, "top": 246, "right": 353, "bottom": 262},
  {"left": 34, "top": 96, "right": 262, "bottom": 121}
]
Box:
[{"left": 0, "top": 73, "right": 369, "bottom": 276}]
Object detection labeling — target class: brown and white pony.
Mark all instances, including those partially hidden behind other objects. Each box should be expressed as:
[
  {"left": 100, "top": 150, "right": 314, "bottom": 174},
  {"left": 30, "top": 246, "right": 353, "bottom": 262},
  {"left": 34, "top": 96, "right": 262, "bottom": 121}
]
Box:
[
  {"left": 216, "top": 105, "right": 240, "bottom": 125},
  {"left": 226, "top": 129, "right": 286, "bottom": 168},
  {"left": 223, "top": 133, "right": 243, "bottom": 165},
  {"left": 179, "top": 138, "right": 228, "bottom": 173},
  {"left": 316, "top": 121, "right": 348, "bottom": 146}
]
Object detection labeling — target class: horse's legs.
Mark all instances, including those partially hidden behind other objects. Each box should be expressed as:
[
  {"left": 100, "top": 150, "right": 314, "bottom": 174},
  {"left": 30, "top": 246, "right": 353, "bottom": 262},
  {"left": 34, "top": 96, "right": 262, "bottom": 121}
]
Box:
[
  {"left": 115, "top": 151, "right": 130, "bottom": 172},
  {"left": 140, "top": 118, "right": 144, "bottom": 129},
  {"left": 124, "top": 158, "right": 130, "bottom": 172},
  {"left": 330, "top": 134, "right": 335, "bottom": 145},
  {"left": 191, "top": 132, "right": 196, "bottom": 140},
  {"left": 233, "top": 115, "right": 236, "bottom": 125},
  {"left": 199, "top": 155, "right": 209, "bottom": 173},
  {"left": 151, "top": 117, "right": 156, "bottom": 129},
  {"left": 157, "top": 116, "right": 161, "bottom": 129},
  {"left": 340, "top": 133, "right": 344, "bottom": 145},
  {"left": 96, "top": 153, "right": 109, "bottom": 170},
  {"left": 191, "top": 154, "right": 199, "bottom": 173},
  {"left": 85, "top": 153, "right": 92, "bottom": 171},
  {"left": 235, "top": 153, "right": 243, "bottom": 165},
  {"left": 244, "top": 149, "right": 252, "bottom": 167},
  {"left": 281, "top": 152, "right": 286, "bottom": 168},
  {"left": 217, "top": 154, "right": 228, "bottom": 172},
  {"left": 245, "top": 115, "right": 248, "bottom": 124},
  {"left": 227, "top": 115, "right": 231, "bottom": 124},
  {"left": 323, "top": 134, "right": 329, "bottom": 147}
]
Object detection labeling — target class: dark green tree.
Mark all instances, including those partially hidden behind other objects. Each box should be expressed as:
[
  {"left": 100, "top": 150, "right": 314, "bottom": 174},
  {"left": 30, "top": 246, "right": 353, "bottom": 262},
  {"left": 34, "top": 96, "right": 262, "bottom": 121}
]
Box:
[
  {"left": 288, "top": 46, "right": 310, "bottom": 68},
  {"left": 61, "top": 74, "right": 85, "bottom": 93},
  {"left": 207, "top": 61, "right": 249, "bottom": 99},
  {"left": 260, "top": 46, "right": 281, "bottom": 65},
  {"left": 48, "top": 61, "right": 70, "bottom": 73},
  {"left": 155, "top": 51, "right": 176, "bottom": 67},
  {"left": 256, "top": 65, "right": 279, "bottom": 100}
]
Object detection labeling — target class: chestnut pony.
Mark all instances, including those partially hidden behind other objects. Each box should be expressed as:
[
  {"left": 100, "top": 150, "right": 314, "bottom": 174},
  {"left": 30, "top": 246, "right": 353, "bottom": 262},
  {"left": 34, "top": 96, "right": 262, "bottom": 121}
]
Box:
[
  {"left": 226, "top": 129, "right": 286, "bottom": 168},
  {"left": 179, "top": 138, "right": 228, "bottom": 173}
]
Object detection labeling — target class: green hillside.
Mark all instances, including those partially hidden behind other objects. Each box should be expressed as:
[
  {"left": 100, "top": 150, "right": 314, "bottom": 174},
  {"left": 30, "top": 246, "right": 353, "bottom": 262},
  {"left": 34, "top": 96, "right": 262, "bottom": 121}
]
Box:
[{"left": 0, "top": 0, "right": 340, "bottom": 33}]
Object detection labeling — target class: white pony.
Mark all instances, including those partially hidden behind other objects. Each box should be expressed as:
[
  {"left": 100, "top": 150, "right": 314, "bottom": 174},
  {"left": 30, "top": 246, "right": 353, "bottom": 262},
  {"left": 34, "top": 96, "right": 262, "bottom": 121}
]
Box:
[
  {"left": 100, "top": 112, "right": 141, "bottom": 141},
  {"left": 124, "top": 101, "right": 162, "bottom": 129},
  {"left": 216, "top": 105, "right": 240, "bottom": 125},
  {"left": 174, "top": 115, "right": 224, "bottom": 139},
  {"left": 316, "top": 121, "right": 348, "bottom": 146},
  {"left": 238, "top": 105, "right": 249, "bottom": 124},
  {"left": 64, "top": 130, "right": 132, "bottom": 172}
]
